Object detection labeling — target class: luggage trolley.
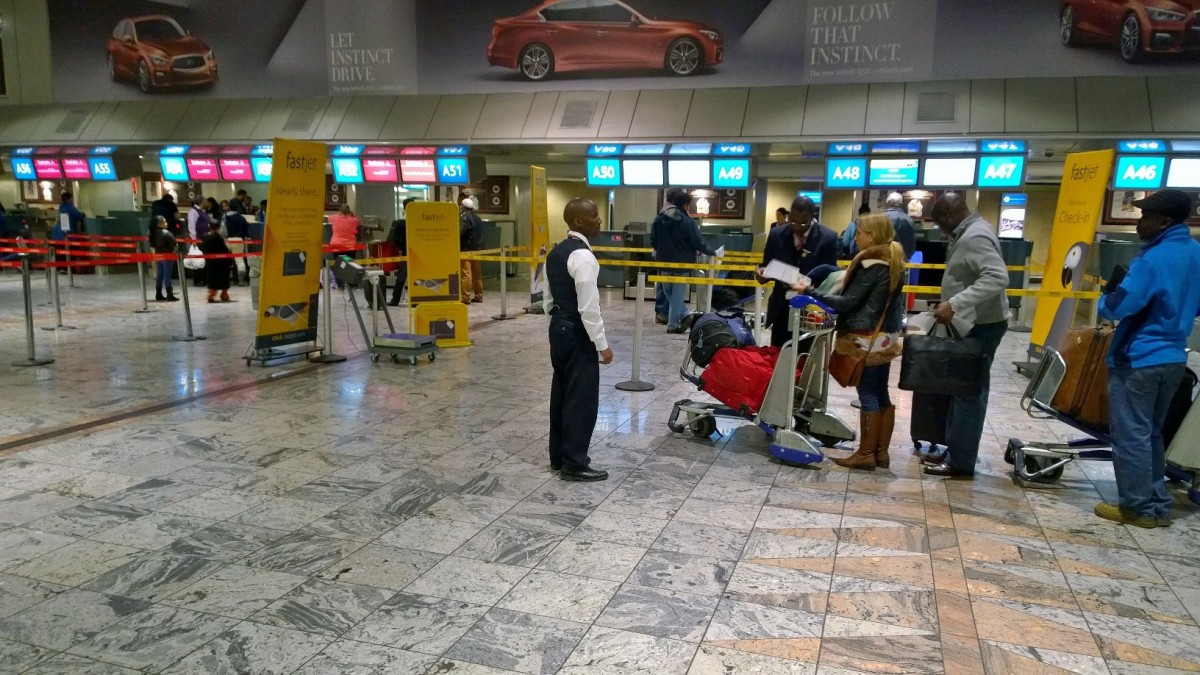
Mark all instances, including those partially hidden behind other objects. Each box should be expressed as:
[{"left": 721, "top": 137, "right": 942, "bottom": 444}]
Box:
[
  {"left": 1005, "top": 345, "right": 1200, "bottom": 503},
  {"left": 668, "top": 295, "right": 855, "bottom": 465}
]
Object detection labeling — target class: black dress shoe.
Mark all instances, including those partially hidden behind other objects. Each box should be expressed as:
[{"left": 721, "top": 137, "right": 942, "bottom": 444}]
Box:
[
  {"left": 560, "top": 467, "right": 608, "bottom": 482},
  {"left": 923, "top": 462, "right": 974, "bottom": 478},
  {"left": 666, "top": 326, "right": 686, "bottom": 334},
  {"left": 550, "top": 462, "right": 562, "bottom": 471}
]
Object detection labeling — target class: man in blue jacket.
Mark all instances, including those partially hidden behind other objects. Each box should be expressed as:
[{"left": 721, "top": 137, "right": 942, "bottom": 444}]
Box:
[
  {"left": 1096, "top": 189, "right": 1200, "bottom": 528},
  {"left": 651, "top": 188, "right": 718, "bottom": 333},
  {"left": 756, "top": 195, "right": 840, "bottom": 347},
  {"left": 52, "top": 191, "right": 86, "bottom": 240}
]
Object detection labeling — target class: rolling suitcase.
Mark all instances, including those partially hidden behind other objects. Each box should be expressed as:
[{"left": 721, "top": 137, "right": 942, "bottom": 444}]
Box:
[
  {"left": 1051, "top": 326, "right": 1114, "bottom": 431},
  {"left": 910, "top": 391, "right": 951, "bottom": 452}
]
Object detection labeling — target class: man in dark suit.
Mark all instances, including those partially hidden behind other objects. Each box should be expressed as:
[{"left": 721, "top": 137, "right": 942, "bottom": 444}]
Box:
[
  {"left": 756, "top": 195, "right": 840, "bottom": 347},
  {"left": 543, "top": 198, "right": 613, "bottom": 482}
]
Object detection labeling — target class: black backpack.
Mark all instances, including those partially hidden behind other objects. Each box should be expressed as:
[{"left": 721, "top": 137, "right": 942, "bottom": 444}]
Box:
[{"left": 688, "top": 310, "right": 755, "bottom": 367}]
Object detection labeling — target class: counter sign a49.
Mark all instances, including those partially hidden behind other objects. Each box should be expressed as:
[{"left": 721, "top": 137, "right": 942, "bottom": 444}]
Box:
[{"left": 713, "top": 159, "right": 750, "bottom": 188}]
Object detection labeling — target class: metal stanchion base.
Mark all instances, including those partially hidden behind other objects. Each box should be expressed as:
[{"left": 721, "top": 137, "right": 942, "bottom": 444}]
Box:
[
  {"left": 12, "top": 357, "right": 55, "bottom": 367},
  {"left": 41, "top": 325, "right": 77, "bottom": 331},
  {"left": 311, "top": 353, "right": 348, "bottom": 363},
  {"left": 133, "top": 308, "right": 158, "bottom": 314},
  {"left": 616, "top": 380, "right": 655, "bottom": 392},
  {"left": 491, "top": 312, "right": 521, "bottom": 321},
  {"left": 173, "top": 335, "right": 207, "bottom": 342}
]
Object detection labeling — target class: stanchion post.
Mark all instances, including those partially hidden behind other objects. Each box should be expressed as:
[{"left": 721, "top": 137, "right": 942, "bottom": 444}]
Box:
[
  {"left": 492, "top": 246, "right": 519, "bottom": 321},
  {"left": 41, "top": 244, "right": 53, "bottom": 306},
  {"left": 13, "top": 256, "right": 54, "bottom": 367},
  {"left": 42, "top": 250, "right": 77, "bottom": 331},
  {"left": 172, "top": 249, "right": 206, "bottom": 342},
  {"left": 753, "top": 285, "right": 765, "bottom": 345},
  {"left": 311, "top": 262, "right": 347, "bottom": 363},
  {"left": 134, "top": 241, "right": 156, "bottom": 314},
  {"left": 66, "top": 243, "right": 76, "bottom": 289},
  {"left": 616, "top": 270, "right": 655, "bottom": 392}
]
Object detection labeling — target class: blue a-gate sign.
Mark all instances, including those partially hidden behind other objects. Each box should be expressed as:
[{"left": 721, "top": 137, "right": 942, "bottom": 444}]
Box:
[
  {"left": 977, "top": 156, "right": 1025, "bottom": 188},
  {"left": 712, "top": 159, "right": 749, "bottom": 188},
  {"left": 586, "top": 159, "right": 621, "bottom": 187},
  {"left": 1113, "top": 156, "right": 1166, "bottom": 190},
  {"left": 826, "top": 158, "right": 867, "bottom": 188}
]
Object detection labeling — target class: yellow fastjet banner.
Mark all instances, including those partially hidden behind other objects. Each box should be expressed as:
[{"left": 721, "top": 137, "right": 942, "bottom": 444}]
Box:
[
  {"left": 254, "top": 139, "right": 327, "bottom": 350},
  {"left": 406, "top": 200, "right": 471, "bottom": 347},
  {"left": 1029, "top": 149, "right": 1114, "bottom": 356}
]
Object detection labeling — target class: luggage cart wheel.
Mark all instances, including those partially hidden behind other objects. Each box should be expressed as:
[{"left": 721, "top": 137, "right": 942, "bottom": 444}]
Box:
[
  {"left": 391, "top": 354, "right": 400, "bottom": 363},
  {"left": 1004, "top": 438, "right": 1021, "bottom": 465},
  {"left": 691, "top": 416, "right": 717, "bottom": 439},
  {"left": 1015, "top": 452, "right": 1064, "bottom": 484},
  {"left": 428, "top": 353, "right": 436, "bottom": 362},
  {"left": 409, "top": 356, "right": 418, "bottom": 366},
  {"left": 370, "top": 354, "right": 380, "bottom": 363},
  {"left": 809, "top": 433, "right": 843, "bottom": 449}
]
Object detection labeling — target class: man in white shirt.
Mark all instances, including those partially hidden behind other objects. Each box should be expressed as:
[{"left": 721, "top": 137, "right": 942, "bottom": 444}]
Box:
[{"left": 543, "top": 198, "right": 614, "bottom": 481}]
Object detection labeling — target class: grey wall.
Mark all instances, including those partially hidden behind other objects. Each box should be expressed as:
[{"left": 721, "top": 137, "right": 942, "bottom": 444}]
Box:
[{"left": 0, "top": 0, "right": 53, "bottom": 106}]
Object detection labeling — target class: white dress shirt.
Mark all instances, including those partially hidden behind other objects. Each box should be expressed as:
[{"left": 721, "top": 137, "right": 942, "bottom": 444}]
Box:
[{"left": 543, "top": 231, "right": 609, "bottom": 352}]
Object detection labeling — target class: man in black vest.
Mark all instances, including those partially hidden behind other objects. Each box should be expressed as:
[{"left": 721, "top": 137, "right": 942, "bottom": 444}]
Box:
[{"left": 543, "top": 198, "right": 613, "bottom": 482}]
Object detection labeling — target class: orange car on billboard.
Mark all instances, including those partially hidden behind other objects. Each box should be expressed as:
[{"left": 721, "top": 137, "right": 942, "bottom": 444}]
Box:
[
  {"left": 106, "top": 15, "right": 218, "bottom": 93},
  {"left": 1061, "top": 0, "right": 1200, "bottom": 62},
  {"left": 487, "top": 0, "right": 723, "bottom": 81}
]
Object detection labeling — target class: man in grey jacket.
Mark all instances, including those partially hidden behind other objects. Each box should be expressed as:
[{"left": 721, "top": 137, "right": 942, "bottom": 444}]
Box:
[{"left": 923, "top": 193, "right": 1010, "bottom": 478}]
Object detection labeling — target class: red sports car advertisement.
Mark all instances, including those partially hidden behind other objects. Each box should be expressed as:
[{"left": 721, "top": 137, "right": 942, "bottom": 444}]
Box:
[{"left": 45, "top": 0, "right": 1198, "bottom": 103}]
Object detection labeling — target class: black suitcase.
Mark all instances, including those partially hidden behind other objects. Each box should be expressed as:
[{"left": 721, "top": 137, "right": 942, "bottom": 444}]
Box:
[
  {"left": 910, "top": 391, "right": 951, "bottom": 452},
  {"left": 1165, "top": 369, "right": 1198, "bottom": 447}
]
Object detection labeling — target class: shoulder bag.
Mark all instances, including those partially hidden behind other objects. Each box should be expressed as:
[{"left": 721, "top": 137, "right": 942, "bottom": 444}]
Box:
[{"left": 828, "top": 285, "right": 903, "bottom": 388}]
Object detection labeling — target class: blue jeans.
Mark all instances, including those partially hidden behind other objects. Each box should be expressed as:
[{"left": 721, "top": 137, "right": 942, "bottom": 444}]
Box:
[
  {"left": 661, "top": 272, "right": 690, "bottom": 329},
  {"left": 655, "top": 283, "right": 668, "bottom": 319},
  {"left": 945, "top": 320, "right": 1008, "bottom": 472},
  {"left": 1108, "top": 363, "right": 1185, "bottom": 518},
  {"left": 857, "top": 363, "right": 892, "bottom": 413},
  {"left": 155, "top": 261, "right": 173, "bottom": 291}
]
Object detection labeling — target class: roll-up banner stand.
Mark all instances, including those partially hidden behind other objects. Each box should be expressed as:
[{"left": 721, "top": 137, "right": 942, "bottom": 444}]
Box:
[
  {"left": 253, "top": 138, "right": 327, "bottom": 351},
  {"left": 406, "top": 201, "right": 471, "bottom": 347},
  {"left": 529, "top": 166, "right": 549, "bottom": 307},
  {"left": 1029, "top": 149, "right": 1114, "bottom": 358}
]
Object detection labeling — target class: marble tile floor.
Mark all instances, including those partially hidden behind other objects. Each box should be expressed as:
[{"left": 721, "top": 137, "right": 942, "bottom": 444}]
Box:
[{"left": 1, "top": 273, "right": 1199, "bottom": 673}]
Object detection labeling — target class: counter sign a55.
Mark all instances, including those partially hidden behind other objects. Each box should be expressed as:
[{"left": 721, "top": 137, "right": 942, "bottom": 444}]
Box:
[{"left": 88, "top": 157, "right": 118, "bottom": 181}]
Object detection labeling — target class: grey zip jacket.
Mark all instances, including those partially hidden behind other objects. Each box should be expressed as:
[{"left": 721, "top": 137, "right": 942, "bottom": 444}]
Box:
[{"left": 941, "top": 214, "right": 1010, "bottom": 325}]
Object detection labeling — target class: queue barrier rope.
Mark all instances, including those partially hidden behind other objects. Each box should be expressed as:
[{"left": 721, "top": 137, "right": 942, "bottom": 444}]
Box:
[{"left": 646, "top": 275, "right": 1104, "bottom": 300}]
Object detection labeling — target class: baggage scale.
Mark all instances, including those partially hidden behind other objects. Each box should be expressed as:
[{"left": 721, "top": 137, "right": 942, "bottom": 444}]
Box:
[{"left": 333, "top": 257, "right": 439, "bottom": 366}]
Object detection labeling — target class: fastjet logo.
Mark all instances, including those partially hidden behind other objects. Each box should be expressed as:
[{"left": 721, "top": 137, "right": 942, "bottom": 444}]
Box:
[{"left": 286, "top": 151, "right": 319, "bottom": 172}]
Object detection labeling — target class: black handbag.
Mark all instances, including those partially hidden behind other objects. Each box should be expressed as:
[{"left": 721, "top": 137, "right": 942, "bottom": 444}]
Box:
[{"left": 898, "top": 323, "right": 985, "bottom": 397}]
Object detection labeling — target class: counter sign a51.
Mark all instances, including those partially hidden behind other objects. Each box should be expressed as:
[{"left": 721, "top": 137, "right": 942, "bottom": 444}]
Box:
[{"left": 436, "top": 158, "right": 469, "bottom": 185}]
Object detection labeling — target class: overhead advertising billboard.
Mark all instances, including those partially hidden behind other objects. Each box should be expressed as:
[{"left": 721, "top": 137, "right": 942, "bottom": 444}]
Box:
[{"left": 47, "top": 1, "right": 1200, "bottom": 102}]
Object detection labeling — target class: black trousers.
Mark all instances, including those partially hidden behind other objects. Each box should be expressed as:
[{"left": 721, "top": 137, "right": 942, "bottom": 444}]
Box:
[
  {"left": 389, "top": 263, "right": 408, "bottom": 304},
  {"left": 549, "top": 315, "right": 599, "bottom": 470}
]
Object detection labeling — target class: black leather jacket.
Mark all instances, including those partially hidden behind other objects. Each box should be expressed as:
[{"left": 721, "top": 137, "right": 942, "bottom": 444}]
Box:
[{"left": 808, "top": 262, "right": 904, "bottom": 333}]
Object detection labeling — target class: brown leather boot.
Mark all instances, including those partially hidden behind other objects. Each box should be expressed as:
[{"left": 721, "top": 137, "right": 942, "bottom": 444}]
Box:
[
  {"left": 834, "top": 410, "right": 882, "bottom": 471},
  {"left": 876, "top": 405, "right": 895, "bottom": 469}
]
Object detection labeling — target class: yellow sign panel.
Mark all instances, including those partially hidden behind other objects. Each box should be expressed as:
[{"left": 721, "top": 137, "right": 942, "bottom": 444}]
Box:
[
  {"left": 414, "top": 301, "right": 472, "bottom": 348},
  {"left": 254, "top": 138, "right": 327, "bottom": 350},
  {"left": 406, "top": 201, "right": 461, "bottom": 304},
  {"left": 529, "top": 165, "right": 549, "bottom": 299},
  {"left": 1030, "top": 149, "right": 1114, "bottom": 355}
]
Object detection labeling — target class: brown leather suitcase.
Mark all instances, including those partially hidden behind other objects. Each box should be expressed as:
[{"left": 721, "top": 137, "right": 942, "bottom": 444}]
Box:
[{"left": 1051, "top": 326, "right": 1113, "bottom": 430}]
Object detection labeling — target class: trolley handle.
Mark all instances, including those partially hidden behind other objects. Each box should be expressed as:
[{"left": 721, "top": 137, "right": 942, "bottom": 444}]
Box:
[{"left": 789, "top": 294, "right": 835, "bottom": 314}]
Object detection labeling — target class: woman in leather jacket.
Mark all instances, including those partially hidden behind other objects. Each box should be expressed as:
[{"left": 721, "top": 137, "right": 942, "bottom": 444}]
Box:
[{"left": 797, "top": 213, "right": 906, "bottom": 471}]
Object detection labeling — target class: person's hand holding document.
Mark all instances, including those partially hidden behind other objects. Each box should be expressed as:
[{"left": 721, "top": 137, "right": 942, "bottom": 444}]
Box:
[
  {"left": 714, "top": 245, "right": 725, "bottom": 259},
  {"left": 761, "top": 259, "right": 811, "bottom": 291}
]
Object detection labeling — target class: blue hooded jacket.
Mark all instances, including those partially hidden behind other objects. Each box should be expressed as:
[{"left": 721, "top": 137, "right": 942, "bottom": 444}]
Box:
[{"left": 1100, "top": 223, "right": 1200, "bottom": 368}]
